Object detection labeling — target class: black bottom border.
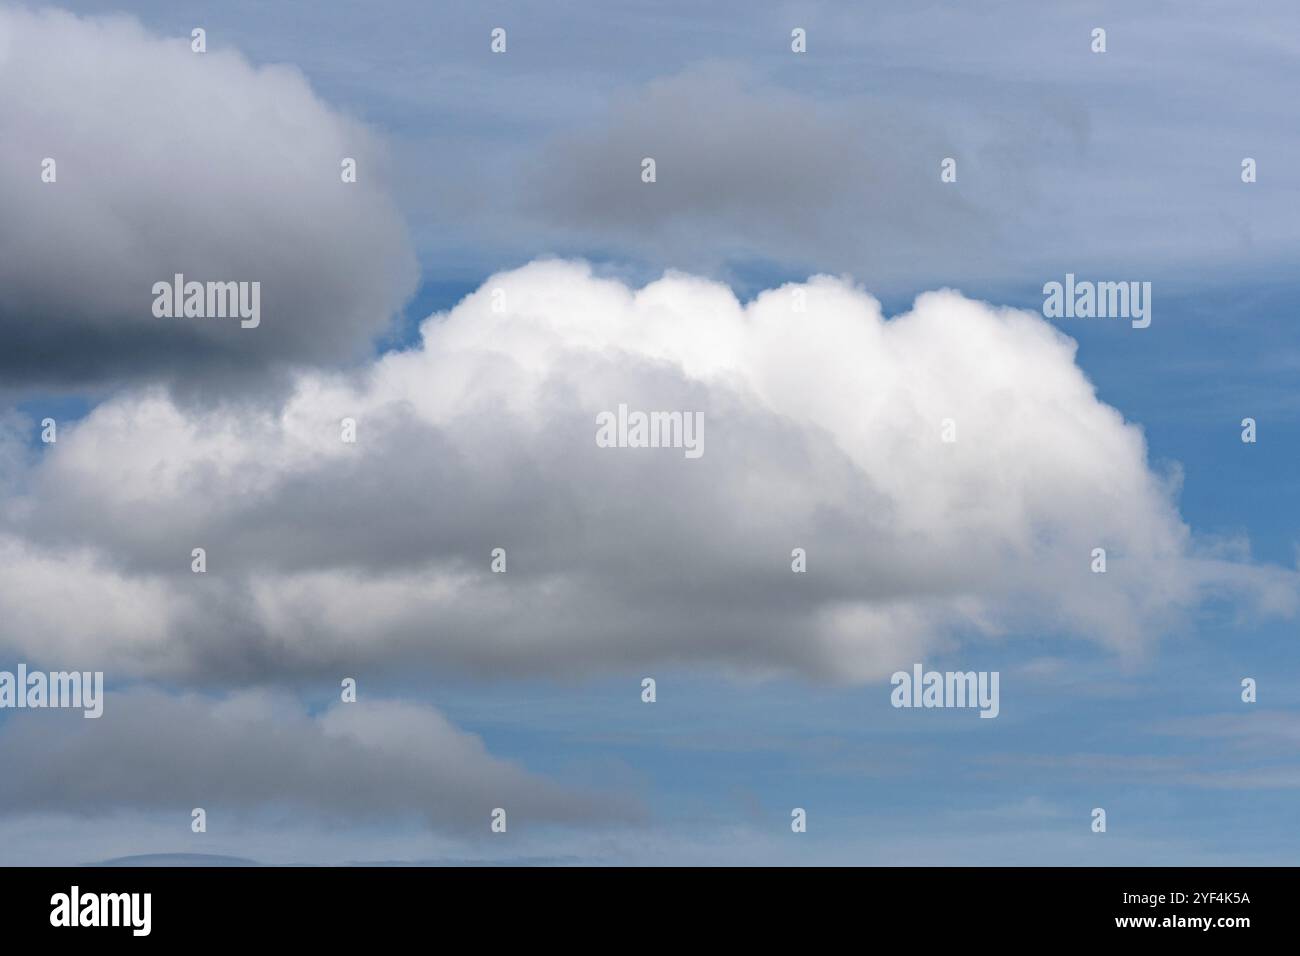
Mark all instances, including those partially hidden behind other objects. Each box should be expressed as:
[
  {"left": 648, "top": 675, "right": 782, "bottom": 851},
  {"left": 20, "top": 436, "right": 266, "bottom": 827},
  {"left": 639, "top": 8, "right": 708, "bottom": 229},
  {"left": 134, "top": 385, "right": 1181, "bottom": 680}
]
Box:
[{"left": 0, "top": 865, "right": 1283, "bottom": 942}]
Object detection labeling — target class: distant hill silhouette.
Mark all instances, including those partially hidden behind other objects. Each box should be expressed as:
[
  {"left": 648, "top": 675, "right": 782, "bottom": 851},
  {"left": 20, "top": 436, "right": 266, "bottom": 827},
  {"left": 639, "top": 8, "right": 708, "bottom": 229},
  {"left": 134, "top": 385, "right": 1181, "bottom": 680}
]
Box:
[{"left": 91, "top": 853, "right": 260, "bottom": 867}]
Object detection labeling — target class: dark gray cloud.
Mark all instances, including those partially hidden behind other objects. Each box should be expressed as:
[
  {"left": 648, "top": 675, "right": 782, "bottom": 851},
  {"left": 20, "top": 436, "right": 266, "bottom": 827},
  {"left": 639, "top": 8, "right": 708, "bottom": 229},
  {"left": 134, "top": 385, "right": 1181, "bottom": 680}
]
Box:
[{"left": 0, "top": 6, "right": 417, "bottom": 392}]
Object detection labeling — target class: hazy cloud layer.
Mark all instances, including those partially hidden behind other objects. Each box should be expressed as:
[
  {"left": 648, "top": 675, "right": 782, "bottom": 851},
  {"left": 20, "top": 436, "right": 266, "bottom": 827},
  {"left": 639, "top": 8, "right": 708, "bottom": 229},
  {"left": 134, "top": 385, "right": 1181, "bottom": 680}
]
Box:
[
  {"left": 362, "top": 0, "right": 1299, "bottom": 288},
  {"left": 2, "top": 261, "right": 1294, "bottom": 682},
  {"left": 0, "top": 6, "right": 417, "bottom": 391}
]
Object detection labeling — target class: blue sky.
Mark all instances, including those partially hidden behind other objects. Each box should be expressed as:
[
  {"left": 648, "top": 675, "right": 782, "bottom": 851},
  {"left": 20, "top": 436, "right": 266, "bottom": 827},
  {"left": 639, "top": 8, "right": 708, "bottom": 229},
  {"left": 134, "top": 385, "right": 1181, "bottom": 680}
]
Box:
[{"left": 0, "top": 1, "right": 1297, "bottom": 865}]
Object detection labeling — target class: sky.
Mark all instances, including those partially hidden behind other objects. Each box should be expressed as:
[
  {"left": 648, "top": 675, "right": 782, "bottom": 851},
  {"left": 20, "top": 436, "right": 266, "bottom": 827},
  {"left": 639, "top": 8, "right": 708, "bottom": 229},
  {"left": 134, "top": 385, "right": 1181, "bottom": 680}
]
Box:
[{"left": 0, "top": 0, "right": 1297, "bottom": 865}]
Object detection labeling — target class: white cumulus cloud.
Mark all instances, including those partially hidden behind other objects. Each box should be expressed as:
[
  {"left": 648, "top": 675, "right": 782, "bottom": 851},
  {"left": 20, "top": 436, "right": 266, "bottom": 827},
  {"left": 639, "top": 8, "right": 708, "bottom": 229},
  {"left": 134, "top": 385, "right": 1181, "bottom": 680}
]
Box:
[{"left": 0, "top": 260, "right": 1293, "bottom": 683}]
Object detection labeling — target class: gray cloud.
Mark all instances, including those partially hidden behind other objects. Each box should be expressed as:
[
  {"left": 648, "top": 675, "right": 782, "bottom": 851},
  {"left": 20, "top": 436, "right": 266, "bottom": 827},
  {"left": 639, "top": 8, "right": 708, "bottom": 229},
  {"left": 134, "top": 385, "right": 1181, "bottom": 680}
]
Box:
[
  {"left": 0, "top": 687, "right": 637, "bottom": 830},
  {"left": 516, "top": 64, "right": 998, "bottom": 281},
  {"left": 0, "top": 6, "right": 417, "bottom": 393}
]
